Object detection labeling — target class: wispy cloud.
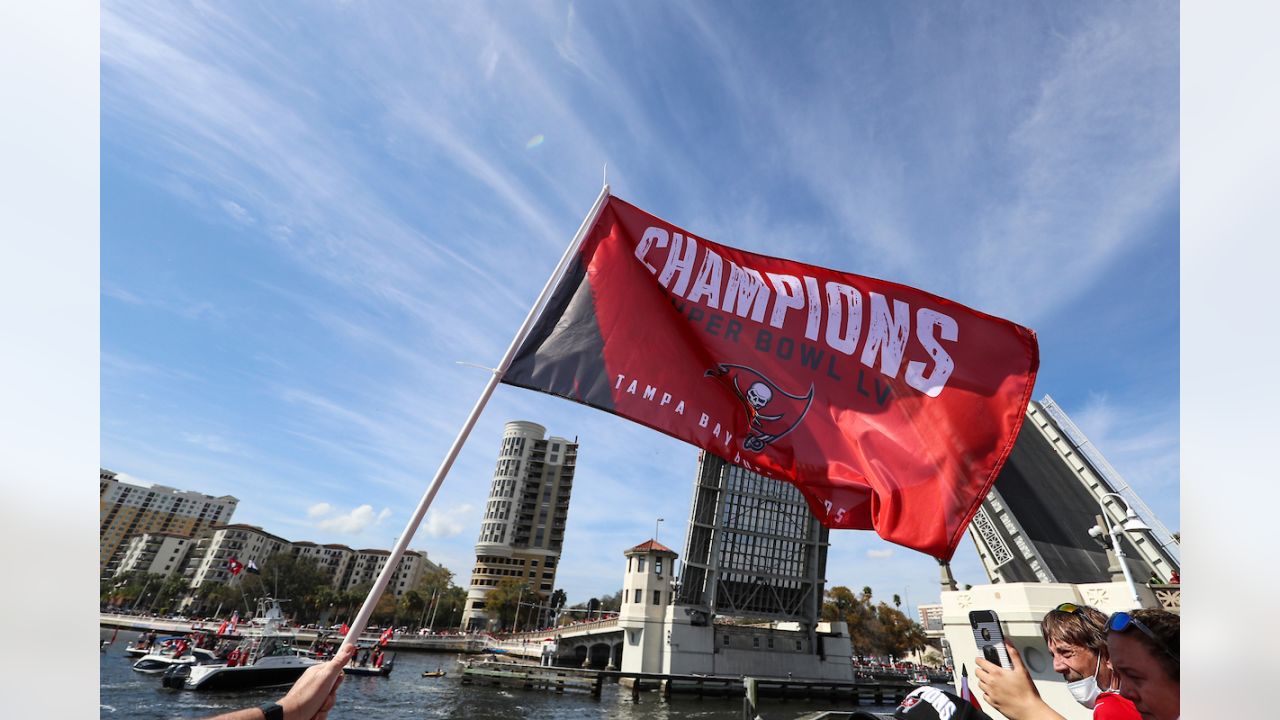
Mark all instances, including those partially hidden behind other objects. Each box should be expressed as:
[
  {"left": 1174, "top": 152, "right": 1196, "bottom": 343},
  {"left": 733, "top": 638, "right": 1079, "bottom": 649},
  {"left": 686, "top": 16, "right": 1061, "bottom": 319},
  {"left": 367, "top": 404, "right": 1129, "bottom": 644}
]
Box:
[
  {"left": 101, "top": 2, "right": 1178, "bottom": 605},
  {"left": 181, "top": 432, "right": 241, "bottom": 454},
  {"left": 220, "top": 199, "right": 254, "bottom": 225}
]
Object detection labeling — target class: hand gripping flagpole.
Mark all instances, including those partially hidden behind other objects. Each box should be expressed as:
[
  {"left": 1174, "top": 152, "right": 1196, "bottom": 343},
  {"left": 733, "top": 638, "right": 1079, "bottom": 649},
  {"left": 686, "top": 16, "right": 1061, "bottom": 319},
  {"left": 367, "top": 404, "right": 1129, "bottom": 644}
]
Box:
[{"left": 340, "top": 183, "right": 611, "bottom": 649}]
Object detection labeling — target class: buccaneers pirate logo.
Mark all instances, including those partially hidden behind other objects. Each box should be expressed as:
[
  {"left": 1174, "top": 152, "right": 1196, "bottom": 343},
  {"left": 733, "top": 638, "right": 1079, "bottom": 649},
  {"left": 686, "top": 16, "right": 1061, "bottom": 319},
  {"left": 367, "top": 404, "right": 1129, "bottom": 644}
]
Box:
[{"left": 705, "top": 363, "right": 814, "bottom": 452}]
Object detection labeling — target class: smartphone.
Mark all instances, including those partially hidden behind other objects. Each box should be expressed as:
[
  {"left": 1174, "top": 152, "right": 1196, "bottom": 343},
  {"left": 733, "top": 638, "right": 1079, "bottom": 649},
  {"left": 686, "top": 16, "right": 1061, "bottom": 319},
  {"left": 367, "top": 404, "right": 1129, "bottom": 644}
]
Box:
[{"left": 969, "top": 610, "right": 1013, "bottom": 670}]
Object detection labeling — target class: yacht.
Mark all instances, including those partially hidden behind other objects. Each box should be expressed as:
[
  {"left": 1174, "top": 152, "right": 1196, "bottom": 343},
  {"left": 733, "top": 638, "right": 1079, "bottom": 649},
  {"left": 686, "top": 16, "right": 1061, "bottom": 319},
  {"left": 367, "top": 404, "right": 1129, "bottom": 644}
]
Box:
[{"left": 163, "top": 599, "right": 320, "bottom": 691}]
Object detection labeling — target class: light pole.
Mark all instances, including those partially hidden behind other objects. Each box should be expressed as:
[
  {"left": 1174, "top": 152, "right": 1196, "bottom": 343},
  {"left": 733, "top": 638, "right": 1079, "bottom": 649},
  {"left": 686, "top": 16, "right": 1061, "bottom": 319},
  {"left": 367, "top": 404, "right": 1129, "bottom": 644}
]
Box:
[
  {"left": 655, "top": 517, "right": 664, "bottom": 542},
  {"left": 513, "top": 587, "right": 525, "bottom": 633},
  {"left": 1088, "top": 492, "right": 1152, "bottom": 608}
]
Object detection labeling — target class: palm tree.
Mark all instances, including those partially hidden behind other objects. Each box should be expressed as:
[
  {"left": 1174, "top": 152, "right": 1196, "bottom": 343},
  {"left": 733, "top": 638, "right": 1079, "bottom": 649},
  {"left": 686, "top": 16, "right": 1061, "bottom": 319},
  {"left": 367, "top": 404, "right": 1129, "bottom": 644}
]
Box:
[
  {"left": 861, "top": 586, "right": 873, "bottom": 602},
  {"left": 893, "top": 593, "right": 901, "bottom": 609}
]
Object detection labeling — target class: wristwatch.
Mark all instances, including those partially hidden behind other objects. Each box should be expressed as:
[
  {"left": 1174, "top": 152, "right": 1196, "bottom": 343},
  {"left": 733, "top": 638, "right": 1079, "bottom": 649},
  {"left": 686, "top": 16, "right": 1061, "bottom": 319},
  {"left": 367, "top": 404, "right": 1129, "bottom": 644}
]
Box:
[{"left": 258, "top": 702, "right": 285, "bottom": 720}]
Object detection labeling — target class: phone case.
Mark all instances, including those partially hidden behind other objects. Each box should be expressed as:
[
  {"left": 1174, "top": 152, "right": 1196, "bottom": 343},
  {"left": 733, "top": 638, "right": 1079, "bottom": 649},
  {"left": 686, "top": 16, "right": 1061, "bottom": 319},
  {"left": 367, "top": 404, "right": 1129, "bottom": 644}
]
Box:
[{"left": 970, "top": 615, "right": 1012, "bottom": 670}]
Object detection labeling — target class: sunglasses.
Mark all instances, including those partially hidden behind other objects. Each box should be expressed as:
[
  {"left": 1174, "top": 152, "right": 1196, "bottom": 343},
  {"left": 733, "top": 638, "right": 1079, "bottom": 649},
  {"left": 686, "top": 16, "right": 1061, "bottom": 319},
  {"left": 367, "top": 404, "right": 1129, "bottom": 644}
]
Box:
[
  {"left": 1108, "top": 611, "right": 1179, "bottom": 664},
  {"left": 1054, "top": 602, "right": 1081, "bottom": 613}
]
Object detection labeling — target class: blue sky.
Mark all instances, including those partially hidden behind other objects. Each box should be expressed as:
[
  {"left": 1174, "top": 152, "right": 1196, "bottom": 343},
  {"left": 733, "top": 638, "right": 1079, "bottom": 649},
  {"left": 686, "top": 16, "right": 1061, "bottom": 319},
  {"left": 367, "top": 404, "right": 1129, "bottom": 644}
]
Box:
[{"left": 100, "top": 1, "right": 1178, "bottom": 618}]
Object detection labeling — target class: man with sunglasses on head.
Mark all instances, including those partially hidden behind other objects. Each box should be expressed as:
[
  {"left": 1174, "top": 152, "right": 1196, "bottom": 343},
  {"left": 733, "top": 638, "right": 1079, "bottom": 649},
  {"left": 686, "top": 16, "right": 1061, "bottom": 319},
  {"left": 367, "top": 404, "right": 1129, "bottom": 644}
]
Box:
[
  {"left": 975, "top": 602, "right": 1140, "bottom": 720},
  {"left": 1106, "top": 609, "right": 1179, "bottom": 720}
]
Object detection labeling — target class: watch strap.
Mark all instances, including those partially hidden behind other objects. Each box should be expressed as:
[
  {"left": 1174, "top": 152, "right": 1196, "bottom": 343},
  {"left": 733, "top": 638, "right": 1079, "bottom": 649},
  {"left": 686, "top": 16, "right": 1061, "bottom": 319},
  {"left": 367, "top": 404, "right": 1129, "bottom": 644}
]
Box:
[{"left": 259, "top": 702, "right": 285, "bottom": 720}]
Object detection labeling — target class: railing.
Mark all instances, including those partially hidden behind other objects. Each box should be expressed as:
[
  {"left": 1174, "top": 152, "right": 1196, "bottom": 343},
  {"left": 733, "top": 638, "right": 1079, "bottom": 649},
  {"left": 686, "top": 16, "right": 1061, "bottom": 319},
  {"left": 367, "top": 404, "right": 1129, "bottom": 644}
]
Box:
[
  {"left": 502, "top": 616, "right": 621, "bottom": 643},
  {"left": 1148, "top": 583, "right": 1180, "bottom": 614}
]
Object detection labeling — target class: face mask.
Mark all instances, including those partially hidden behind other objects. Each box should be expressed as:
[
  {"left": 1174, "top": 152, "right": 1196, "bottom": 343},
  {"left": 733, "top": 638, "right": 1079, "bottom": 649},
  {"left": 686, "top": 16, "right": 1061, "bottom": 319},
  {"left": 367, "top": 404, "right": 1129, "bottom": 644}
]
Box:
[{"left": 1066, "top": 655, "right": 1103, "bottom": 709}]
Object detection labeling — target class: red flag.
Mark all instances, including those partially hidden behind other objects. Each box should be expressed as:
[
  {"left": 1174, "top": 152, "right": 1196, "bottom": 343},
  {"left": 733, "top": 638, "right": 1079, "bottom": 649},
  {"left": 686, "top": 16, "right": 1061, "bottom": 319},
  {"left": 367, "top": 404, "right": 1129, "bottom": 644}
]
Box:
[
  {"left": 503, "top": 195, "right": 1037, "bottom": 558},
  {"left": 229, "top": 611, "right": 239, "bottom": 634},
  {"left": 227, "top": 556, "right": 243, "bottom": 576},
  {"left": 379, "top": 627, "right": 394, "bottom": 647},
  {"left": 216, "top": 620, "right": 230, "bottom": 636},
  {"left": 339, "top": 622, "right": 350, "bottom": 636}
]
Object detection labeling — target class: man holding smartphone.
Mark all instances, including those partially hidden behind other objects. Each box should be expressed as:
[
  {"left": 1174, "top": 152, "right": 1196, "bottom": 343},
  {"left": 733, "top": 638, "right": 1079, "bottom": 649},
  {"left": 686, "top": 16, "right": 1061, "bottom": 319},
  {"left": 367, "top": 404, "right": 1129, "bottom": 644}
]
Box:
[{"left": 974, "top": 603, "right": 1140, "bottom": 720}]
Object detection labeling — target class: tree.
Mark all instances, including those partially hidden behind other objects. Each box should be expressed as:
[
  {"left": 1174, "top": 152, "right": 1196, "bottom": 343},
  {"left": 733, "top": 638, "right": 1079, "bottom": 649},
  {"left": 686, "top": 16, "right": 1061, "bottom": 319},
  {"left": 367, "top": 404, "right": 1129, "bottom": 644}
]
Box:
[
  {"left": 893, "top": 593, "right": 902, "bottom": 609},
  {"left": 251, "top": 552, "right": 336, "bottom": 623},
  {"left": 371, "top": 589, "right": 399, "bottom": 626},
  {"left": 822, "top": 587, "right": 926, "bottom": 661},
  {"left": 414, "top": 566, "right": 454, "bottom": 599},
  {"left": 597, "top": 589, "right": 623, "bottom": 613},
  {"left": 484, "top": 578, "right": 530, "bottom": 631},
  {"left": 433, "top": 585, "right": 467, "bottom": 630}
]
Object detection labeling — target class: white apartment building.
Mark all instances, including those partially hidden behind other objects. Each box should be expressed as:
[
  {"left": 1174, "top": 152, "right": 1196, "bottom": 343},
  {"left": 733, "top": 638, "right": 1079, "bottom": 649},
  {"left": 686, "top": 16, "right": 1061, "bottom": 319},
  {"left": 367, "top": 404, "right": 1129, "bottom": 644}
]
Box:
[
  {"left": 341, "top": 549, "right": 436, "bottom": 597},
  {"left": 99, "top": 468, "right": 238, "bottom": 574},
  {"left": 291, "top": 542, "right": 356, "bottom": 591},
  {"left": 113, "top": 532, "right": 197, "bottom": 578},
  {"left": 188, "top": 524, "right": 291, "bottom": 590},
  {"left": 917, "top": 603, "right": 945, "bottom": 637}
]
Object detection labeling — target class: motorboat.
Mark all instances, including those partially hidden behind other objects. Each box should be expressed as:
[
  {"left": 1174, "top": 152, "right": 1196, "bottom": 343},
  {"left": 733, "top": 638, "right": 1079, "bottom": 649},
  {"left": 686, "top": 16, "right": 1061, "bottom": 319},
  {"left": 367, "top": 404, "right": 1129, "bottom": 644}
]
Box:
[
  {"left": 909, "top": 671, "right": 930, "bottom": 685},
  {"left": 344, "top": 659, "right": 394, "bottom": 677},
  {"left": 125, "top": 635, "right": 183, "bottom": 658},
  {"left": 133, "top": 646, "right": 218, "bottom": 674},
  {"left": 163, "top": 599, "right": 320, "bottom": 691},
  {"left": 421, "top": 669, "right": 447, "bottom": 678}
]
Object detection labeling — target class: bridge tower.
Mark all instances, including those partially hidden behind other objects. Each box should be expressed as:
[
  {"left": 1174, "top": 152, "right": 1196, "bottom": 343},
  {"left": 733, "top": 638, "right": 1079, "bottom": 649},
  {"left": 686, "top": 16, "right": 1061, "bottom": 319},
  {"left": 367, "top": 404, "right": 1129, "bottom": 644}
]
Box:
[{"left": 617, "top": 539, "right": 677, "bottom": 673}]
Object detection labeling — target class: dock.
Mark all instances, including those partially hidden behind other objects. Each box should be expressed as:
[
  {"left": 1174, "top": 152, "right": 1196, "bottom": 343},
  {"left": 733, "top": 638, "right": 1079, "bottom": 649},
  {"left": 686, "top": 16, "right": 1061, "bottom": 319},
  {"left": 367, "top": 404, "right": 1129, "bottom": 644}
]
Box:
[{"left": 460, "top": 661, "right": 919, "bottom": 706}]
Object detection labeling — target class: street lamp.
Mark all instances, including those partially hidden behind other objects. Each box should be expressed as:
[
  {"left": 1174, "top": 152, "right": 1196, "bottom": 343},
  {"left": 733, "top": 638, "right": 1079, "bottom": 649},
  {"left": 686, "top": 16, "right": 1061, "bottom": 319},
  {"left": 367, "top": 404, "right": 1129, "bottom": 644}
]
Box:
[
  {"left": 1088, "top": 492, "right": 1152, "bottom": 608},
  {"left": 655, "top": 518, "right": 664, "bottom": 542}
]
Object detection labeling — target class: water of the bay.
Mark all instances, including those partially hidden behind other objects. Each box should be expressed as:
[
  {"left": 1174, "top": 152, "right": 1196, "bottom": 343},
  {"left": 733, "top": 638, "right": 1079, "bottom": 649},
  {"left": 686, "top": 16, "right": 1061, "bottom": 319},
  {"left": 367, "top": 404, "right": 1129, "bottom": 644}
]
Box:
[{"left": 101, "top": 630, "right": 907, "bottom": 719}]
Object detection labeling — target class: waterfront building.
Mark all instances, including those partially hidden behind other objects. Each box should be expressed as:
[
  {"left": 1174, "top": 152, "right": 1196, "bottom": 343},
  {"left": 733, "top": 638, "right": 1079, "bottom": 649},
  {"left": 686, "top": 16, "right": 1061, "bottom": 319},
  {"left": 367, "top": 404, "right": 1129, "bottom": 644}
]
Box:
[
  {"left": 291, "top": 541, "right": 355, "bottom": 591},
  {"left": 188, "top": 523, "right": 291, "bottom": 590},
  {"left": 916, "top": 603, "right": 944, "bottom": 638},
  {"left": 966, "top": 396, "right": 1180, "bottom": 585},
  {"left": 112, "top": 532, "right": 197, "bottom": 578},
  {"left": 340, "top": 548, "right": 437, "bottom": 598},
  {"left": 99, "top": 468, "right": 238, "bottom": 574},
  {"left": 462, "top": 421, "right": 577, "bottom": 631}
]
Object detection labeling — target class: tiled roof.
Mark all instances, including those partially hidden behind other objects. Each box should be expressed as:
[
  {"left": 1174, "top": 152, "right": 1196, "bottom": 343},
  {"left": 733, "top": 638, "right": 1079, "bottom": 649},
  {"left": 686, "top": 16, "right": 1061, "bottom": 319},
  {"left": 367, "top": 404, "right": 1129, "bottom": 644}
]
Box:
[{"left": 626, "top": 539, "right": 676, "bottom": 555}]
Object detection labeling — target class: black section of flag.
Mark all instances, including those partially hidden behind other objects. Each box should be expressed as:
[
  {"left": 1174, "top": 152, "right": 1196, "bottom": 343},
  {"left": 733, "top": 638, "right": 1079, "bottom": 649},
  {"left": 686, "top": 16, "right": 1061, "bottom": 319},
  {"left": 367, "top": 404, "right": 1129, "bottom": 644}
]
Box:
[{"left": 502, "top": 256, "right": 614, "bottom": 411}]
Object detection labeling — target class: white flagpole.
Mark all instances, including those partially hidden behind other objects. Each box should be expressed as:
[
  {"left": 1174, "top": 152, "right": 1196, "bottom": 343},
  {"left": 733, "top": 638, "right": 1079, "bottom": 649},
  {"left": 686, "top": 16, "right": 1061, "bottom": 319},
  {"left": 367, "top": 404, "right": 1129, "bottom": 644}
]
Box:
[{"left": 340, "top": 183, "right": 611, "bottom": 649}]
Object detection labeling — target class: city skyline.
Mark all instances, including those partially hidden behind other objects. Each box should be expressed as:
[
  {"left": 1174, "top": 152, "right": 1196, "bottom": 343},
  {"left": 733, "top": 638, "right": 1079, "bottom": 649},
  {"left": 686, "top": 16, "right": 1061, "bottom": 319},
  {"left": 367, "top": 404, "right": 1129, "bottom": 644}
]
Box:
[{"left": 101, "top": 2, "right": 1178, "bottom": 618}]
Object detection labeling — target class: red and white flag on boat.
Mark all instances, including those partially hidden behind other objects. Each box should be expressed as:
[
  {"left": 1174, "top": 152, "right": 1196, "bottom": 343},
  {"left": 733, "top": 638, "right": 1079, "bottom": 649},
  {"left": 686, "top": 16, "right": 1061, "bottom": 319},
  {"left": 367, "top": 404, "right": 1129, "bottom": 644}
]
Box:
[
  {"left": 502, "top": 195, "right": 1038, "bottom": 559},
  {"left": 229, "top": 611, "right": 239, "bottom": 635},
  {"left": 379, "top": 627, "right": 394, "bottom": 647},
  {"left": 216, "top": 620, "right": 230, "bottom": 636}
]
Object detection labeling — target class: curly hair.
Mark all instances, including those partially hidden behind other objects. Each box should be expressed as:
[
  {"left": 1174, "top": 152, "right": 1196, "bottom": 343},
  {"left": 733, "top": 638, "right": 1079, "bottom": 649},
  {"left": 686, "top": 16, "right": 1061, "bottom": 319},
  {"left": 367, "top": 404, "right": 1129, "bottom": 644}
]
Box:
[
  {"left": 1041, "top": 603, "right": 1109, "bottom": 656},
  {"left": 1113, "top": 608, "right": 1179, "bottom": 681}
]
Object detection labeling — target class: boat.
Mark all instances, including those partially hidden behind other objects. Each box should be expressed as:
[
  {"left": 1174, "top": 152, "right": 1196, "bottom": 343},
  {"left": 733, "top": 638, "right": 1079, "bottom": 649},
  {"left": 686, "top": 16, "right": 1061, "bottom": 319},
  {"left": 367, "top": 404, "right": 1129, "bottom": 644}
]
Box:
[
  {"left": 163, "top": 599, "right": 321, "bottom": 691},
  {"left": 343, "top": 652, "right": 395, "bottom": 677},
  {"left": 133, "top": 647, "right": 218, "bottom": 674},
  {"left": 909, "top": 670, "right": 930, "bottom": 685},
  {"left": 421, "top": 669, "right": 447, "bottom": 678},
  {"left": 125, "top": 635, "right": 184, "bottom": 658}
]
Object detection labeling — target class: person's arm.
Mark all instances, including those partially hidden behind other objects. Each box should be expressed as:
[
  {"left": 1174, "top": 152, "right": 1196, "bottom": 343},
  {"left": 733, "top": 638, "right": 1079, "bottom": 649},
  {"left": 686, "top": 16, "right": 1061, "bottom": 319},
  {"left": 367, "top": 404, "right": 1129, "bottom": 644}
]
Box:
[
  {"left": 204, "top": 644, "right": 356, "bottom": 720},
  {"left": 973, "top": 643, "right": 1065, "bottom": 720}
]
